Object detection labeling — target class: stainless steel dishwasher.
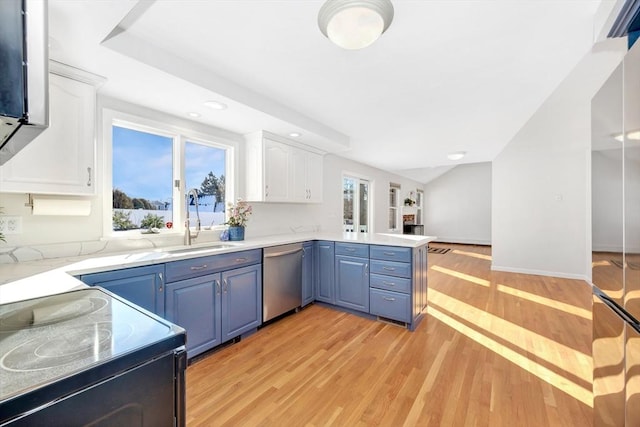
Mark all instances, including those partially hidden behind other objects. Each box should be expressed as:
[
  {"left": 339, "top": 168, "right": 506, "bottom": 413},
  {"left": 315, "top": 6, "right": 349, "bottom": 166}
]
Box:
[{"left": 263, "top": 243, "right": 303, "bottom": 322}]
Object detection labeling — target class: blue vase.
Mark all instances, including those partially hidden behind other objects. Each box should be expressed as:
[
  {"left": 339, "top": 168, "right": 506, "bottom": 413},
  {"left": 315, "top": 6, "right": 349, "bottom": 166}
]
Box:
[{"left": 228, "top": 226, "right": 245, "bottom": 241}]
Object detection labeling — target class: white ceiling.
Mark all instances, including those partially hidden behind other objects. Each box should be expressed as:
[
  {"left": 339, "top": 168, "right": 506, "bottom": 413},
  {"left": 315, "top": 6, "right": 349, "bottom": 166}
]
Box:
[{"left": 48, "top": 0, "right": 612, "bottom": 183}]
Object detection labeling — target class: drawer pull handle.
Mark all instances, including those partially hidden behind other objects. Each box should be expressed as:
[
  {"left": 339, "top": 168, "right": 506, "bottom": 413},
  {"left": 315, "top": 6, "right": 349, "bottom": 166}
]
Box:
[
  {"left": 235, "top": 257, "right": 248, "bottom": 262},
  {"left": 190, "top": 264, "right": 208, "bottom": 270},
  {"left": 383, "top": 267, "right": 396, "bottom": 271},
  {"left": 345, "top": 248, "right": 356, "bottom": 252},
  {"left": 383, "top": 297, "right": 396, "bottom": 302},
  {"left": 383, "top": 252, "right": 395, "bottom": 256},
  {"left": 382, "top": 281, "right": 395, "bottom": 286}
]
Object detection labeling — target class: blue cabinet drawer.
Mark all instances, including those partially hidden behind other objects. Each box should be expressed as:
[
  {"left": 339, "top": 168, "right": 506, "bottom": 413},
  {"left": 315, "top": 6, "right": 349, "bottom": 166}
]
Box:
[
  {"left": 370, "top": 289, "right": 411, "bottom": 323},
  {"left": 165, "top": 249, "right": 261, "bottom": 282},
  {"left": 370, "top": 259, "right": 411, "bottom": 278},
  {"left": 370, "top": 245, "right": 411, "bottom": 262},
  {"left": 335, "top": 242, "right": 369, "bottom": 258},
  {"left": 370, "top": 273, "right": 411, "bottom": 294}
]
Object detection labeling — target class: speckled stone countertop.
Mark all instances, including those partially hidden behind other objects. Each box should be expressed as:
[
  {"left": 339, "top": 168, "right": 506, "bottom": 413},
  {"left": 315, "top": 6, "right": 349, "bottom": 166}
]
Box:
[{"left": 0, "top": 232, "right": 435, "bottom": 304}]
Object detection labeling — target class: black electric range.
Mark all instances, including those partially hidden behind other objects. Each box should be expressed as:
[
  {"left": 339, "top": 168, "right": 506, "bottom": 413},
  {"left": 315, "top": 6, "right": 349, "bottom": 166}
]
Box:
[{"left": 0, "top": 287, "right": 186, "bottom": 426}]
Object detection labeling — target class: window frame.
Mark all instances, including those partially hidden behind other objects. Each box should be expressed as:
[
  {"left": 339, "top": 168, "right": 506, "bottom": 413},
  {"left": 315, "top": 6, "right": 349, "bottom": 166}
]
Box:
[{"left": 101, "top": 107, "right": 236, "bottom": 239}]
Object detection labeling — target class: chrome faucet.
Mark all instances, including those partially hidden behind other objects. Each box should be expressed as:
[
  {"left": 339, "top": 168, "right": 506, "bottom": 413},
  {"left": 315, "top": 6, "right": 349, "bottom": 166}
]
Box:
[{"left": 185, "top": 188, "right": 201, "bottom": 245}]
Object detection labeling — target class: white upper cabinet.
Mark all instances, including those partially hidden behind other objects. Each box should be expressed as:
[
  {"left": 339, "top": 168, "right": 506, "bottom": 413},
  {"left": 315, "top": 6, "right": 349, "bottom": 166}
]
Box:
[
  {"left": 0, "top": 62, "right": 104, "bottom": 195},
  {"left": 245, "top": 131, "right": 323, "bottom": 203}
]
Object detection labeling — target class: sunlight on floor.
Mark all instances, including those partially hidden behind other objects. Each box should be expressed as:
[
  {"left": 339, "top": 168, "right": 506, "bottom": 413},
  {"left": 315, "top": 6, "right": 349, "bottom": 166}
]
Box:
[
  {"left": 451, "top": 249, "right": 492, "bottom": 261},
  {"left": 428, "top": 288, "right": 592, "bottom": 407},
  {"left": 430, "top": 265, "right": 490, "bottom": 287},
  {"left": 592, "top": 260, "right": 611, "bottom": 267},
  {"left": 428, "top": 304, "right": 593, "bottom": 407},
  {"left": 496, "top": 283, "right": 591, "bottom": 320}
]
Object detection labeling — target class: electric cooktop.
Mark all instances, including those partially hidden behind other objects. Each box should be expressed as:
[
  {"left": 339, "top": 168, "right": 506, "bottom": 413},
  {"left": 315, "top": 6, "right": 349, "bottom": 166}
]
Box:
[{"left": 0, "top": 288, "right": 185, "bottom": 403}]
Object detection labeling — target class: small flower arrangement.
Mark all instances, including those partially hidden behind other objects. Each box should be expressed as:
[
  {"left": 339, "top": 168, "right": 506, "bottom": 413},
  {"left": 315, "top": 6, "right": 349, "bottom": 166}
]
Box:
[{"left": 226, "top": 199, "right": 252, "bottom": 227}]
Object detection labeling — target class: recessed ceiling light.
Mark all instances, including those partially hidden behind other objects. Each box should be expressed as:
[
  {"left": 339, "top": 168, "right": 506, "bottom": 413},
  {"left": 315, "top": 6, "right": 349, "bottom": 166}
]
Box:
[
  {"left": 289, "top": 132, "right": 301, "bottom": 138},
  {"left": 187, "top": 112, "right": 201, "bottom": 118},
  {"left": 204, "top": 100, "right": 228, "bottom": 110},
  {"left": 447, "top": 151, "right": 466, "bottom": 161}
]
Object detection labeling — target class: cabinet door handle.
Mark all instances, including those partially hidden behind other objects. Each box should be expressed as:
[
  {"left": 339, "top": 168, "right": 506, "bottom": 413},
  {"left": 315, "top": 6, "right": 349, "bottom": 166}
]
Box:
[
  {"left": 223, "top": 279, "right": 228, "bottom": 293},
  {"left": 365, "top": 263, "right": 369, "bottom": 276},
  {"left": 265, "top": 184, "right": 269, "bottom": 197},
  {"left": 215, "top": 279, "right": 221, "bottom": 295},
  {"left": 190, "top": 264, "right": 208, "bottom": 271},
  {"left": 158, "top": 272, "right": 163, "bottom": 292},
  {"left": 87, "top": 167, "right": 92, "bottom": 187},
  {"left": 234, "top": 257, "right": 248, "bottom": 263},
  {"left": 383, "top": 297, "right": 396, "bottom": 302},
  {"left": 382, "top": 281, "right": 395, "bottom": 286},
  {"left": 383, "top": 266, "right": 396, "bottom": 271}
]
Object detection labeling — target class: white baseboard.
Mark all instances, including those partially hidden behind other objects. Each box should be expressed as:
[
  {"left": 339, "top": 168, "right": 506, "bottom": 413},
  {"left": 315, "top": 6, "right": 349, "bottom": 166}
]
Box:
[
  {"left": 490, "top": 265, "right": 588, "bottom": 281},
  {"left": 433, "top": 237, "right": 491, "bottom": 246}
]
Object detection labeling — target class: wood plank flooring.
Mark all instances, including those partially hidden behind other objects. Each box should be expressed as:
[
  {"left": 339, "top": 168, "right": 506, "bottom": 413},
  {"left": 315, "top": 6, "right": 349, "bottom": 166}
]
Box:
[{"left": 186, "top": 243, "right": 592, "bottom": 426}]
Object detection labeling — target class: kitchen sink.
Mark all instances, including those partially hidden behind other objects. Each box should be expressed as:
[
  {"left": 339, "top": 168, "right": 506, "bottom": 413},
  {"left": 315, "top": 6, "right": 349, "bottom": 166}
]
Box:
[{"left": 161, "top": 243, "right": 240, "bottom": 255}]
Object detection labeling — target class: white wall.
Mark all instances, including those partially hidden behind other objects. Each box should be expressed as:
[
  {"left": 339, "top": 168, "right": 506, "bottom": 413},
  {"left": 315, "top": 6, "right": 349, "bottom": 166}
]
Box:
[
  {"left": 492, "top": 39, "right": 626, "bottom": 280},
  {"left": 423, "top": 162, "right": 491, "bottom": 245}
]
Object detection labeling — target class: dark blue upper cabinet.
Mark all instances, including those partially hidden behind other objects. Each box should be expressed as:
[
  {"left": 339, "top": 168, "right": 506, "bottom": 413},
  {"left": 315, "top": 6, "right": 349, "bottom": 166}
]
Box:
[{"left": 80, "top": 264, "right": 165, "bottom": 316}]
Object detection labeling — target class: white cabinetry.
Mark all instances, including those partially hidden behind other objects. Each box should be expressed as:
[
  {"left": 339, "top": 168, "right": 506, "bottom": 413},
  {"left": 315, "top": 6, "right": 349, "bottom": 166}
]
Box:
[
  {"left": 0, "top": 62, "right": 104, "bottom": 195},
  {"left": 245, "top": 131, "right": 323, "bottom": 203}
]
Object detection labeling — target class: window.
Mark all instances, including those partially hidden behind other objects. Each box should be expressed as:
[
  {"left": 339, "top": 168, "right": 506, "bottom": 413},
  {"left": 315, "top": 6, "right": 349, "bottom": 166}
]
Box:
[
  {"left": 389, "top": 183, "right": 401, "bottom": 231},
  {"left": 343, "top": 175, "right": 371, "bottom": 233},
  {"left": 108, "top": 115, "right": 233, "bottom": 236}
]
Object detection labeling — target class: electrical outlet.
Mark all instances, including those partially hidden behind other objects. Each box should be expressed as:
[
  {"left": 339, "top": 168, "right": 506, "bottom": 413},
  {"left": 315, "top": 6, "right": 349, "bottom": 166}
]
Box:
[{"left": 0, "top": 216, "right": 22, "bottom": 235}]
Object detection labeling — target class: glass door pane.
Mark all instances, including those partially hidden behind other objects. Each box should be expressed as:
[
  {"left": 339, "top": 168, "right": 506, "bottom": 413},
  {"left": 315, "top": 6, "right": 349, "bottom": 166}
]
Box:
[
  {"left": 359, "top": 181, "right": 369, "bottom": 233},
  {"left": 343, "top": 177, "right": 355, "bottom": 232}
]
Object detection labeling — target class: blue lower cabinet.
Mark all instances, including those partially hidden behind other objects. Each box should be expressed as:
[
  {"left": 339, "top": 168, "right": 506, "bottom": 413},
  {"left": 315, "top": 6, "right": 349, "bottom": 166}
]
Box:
[
  {"left": 221, "top": 264, "right": 262, "bottom": 340},
  {"left": 370, "top": 288, "right": 411, "bottom": 323},
  {"left": 165, "top": 274, "right": 222, "bottom": 358},
  {"left": 302, "top": 242, "right": 314, "bottom": 306},
  {"left": 335, "top": 255, "right": 369, "bottom": 313},
  {"left": 166, "top": 263, "right": 262, "bottom": 359},
  {"left": 80, "top": 265, "right": 165, "bottom": 316},
  {"left": 315, "top": 241, "right": 335, "bottom": 304}
]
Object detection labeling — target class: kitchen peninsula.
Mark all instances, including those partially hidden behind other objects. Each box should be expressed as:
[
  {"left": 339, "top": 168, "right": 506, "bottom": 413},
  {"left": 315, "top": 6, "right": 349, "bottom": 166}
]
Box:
[{"left": 0, "top": 232, "right": 434, "bottom": 357}]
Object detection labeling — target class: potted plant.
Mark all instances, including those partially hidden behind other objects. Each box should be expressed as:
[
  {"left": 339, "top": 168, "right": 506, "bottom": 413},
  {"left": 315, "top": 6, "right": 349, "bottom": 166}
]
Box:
[
  {"left": 140, "top": 213, "right": 165, "bottom": 234},
  {"left": 226, "top": 199, "right": 252, "bottom": 241}
]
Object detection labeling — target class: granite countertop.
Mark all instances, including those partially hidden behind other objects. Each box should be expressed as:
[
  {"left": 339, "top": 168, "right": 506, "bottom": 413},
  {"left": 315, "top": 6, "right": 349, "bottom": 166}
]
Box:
[{"left": 0, "top": 232, "right": 435, "bottom": 304}]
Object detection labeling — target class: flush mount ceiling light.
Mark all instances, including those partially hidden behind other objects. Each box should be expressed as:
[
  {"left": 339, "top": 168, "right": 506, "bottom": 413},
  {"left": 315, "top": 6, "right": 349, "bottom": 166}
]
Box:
[
  {"left": 288, "top": 132, "right": 301, "bottom": 138},
  {"left": 614, "top": 130, "right": 640, "bottom": 142},
  {"left": 447, "top": 151, "right": 466, "bottom": 161},
  {"left": 203, "top": 100, "right": 228, "bottom": 110},
  {"left": 187, "top": 112, "right": 201, "bottom": 118},
  {"left": 318, "top": 0, "right": 394, "bottom": 50}
]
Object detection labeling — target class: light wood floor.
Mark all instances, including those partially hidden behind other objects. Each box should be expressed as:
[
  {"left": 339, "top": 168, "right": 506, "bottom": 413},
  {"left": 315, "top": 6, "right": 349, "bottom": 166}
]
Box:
[{"left": 186, "top": 243, "right": 592, "bottom": 426}]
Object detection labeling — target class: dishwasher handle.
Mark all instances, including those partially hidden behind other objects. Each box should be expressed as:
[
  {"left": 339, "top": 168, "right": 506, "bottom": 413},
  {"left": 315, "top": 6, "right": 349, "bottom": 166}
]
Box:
[{"left": 264, "top": 247, "right": 303, "bottom": 258}]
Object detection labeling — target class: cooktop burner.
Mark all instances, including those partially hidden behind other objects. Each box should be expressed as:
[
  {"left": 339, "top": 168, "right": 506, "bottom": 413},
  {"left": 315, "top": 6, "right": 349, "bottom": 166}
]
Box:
[
  {"left": 1, "top": 321, "right": 134, "bottom": 372},
  {"left": 0, "top": 288, "right": 180, "bottom": 403},
  {"left": 0, "top": 297, "right": 108, "bottom": 332}
]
